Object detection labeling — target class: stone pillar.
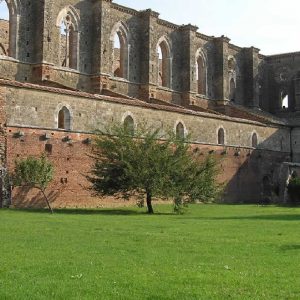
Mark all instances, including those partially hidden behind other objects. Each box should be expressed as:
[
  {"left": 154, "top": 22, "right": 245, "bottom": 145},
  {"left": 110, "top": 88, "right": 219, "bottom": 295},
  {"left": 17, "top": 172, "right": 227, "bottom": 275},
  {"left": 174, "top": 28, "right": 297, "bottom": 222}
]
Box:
[
  {"left": 294, "top": 77, "right": 300, "bottom": 111},
  {"left": 213, "top": 36, "right": 230, "bottom": 102},
  {"left": 138, "top": 9, "right": 160, "bottom": 101},
  {"left": 91, "top": 0, "right": 113, "bottom": 93},
  {"left": 180, "top": 24, "right": 198, "bottom": 106},
  {"left": 244, "top": 47, "right": 261, "bottom": 108}
]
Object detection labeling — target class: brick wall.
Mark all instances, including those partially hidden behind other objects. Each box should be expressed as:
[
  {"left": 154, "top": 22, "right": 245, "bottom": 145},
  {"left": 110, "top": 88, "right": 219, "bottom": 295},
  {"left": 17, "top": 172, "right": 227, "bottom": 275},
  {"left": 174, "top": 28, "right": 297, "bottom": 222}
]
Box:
[{"left": 6, "top": 127, "right": 289, "bottom": 208}]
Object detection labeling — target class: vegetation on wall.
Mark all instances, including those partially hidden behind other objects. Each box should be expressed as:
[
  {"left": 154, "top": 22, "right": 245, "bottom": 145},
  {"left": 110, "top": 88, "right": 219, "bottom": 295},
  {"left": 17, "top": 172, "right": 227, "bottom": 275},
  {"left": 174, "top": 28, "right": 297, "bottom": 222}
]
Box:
[{"left": 88, "top": 124, "right": 220, "bottom": 214}]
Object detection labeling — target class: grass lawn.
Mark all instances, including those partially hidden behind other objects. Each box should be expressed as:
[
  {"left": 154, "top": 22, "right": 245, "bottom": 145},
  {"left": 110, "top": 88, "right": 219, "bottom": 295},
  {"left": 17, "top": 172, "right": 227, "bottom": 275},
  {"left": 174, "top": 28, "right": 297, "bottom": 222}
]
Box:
[{"left": 0, "top": 204, "right": 299, "bottom": 300}]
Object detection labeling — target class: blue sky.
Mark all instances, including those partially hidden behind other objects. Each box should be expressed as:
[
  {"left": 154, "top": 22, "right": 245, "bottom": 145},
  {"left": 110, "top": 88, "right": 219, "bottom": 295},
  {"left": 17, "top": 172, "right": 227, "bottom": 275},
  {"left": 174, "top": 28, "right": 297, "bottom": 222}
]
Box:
[{"left": 0, "top": 0, "right": 299, "bottom": 55}]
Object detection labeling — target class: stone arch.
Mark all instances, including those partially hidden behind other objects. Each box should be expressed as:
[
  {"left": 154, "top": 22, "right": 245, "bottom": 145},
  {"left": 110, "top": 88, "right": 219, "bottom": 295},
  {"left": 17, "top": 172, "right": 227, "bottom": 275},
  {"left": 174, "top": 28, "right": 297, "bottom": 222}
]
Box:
[
  {"left": 217, "top": 127, "right": 225, "bottom": 145},
  {"left": 0, "top": 0, "right": 21, "bottom": 59},
  {"left": 56, "top": 5, "right": 80, "bottom": 70},
  {"left": 175, "top": 122, "right": 185, "bottom": 139},
  {"left": 122, "top": 112, "right": 136, "bottom": 135},
  {"left": 251, "top": 132, "right": 258, "bottom": 148},
  {"left": 110, "top": 21, "right": 129, "bottom": 80},
  {"left": 195, "top": 49, "right": 207, "bottom": 95},
  {"left": 157, "top": 36, "right": 172, "bottom": 88},
  {"left": 123, "top": 115, "right": 134, "bottom": 135},
  {"left": 55, "top": 104, "right": 73, "bottom": 130}
]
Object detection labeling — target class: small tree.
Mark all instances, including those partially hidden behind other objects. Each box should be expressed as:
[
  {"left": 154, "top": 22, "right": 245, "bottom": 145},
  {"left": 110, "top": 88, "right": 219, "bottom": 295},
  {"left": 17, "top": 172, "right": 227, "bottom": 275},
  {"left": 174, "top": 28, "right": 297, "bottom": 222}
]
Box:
[
  {"left": 13, "top": 154, "right": 54, "bottom": 213},
  {"left": 88, "top": 124, "right": 219, "bottom": 214}
]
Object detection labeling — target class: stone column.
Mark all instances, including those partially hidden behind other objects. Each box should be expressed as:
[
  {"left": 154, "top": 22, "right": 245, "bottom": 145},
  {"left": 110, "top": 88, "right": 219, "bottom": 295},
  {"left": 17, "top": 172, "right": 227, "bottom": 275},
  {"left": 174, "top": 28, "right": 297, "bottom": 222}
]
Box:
[
  {"left": 138, "top": 9, "right": 160, "bottom": 101},
  {"left": 91, "top": 0, "right": 113, "bottom": 93},
  {"left": 179, "top": 24, "right": 198, "bottom": 106},
  {"left": 294, "top": 77, "right": 300, "bottom": 111},
  {"left": 244, "top": 47, "right": 261, "bottom": 108},
  {"left": 213, "top": 36, "right": 230, "bottom": 102}
]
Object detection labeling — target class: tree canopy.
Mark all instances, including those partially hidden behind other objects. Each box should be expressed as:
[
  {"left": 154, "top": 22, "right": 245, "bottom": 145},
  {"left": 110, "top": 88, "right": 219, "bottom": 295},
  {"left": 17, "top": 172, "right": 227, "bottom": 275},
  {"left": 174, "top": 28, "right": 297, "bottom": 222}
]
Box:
[
  {"left": 13, "top": 154, "right": 54, "bottom": 213},
  {"left": 88, "top": 124, "right": 220, "bottom": 214}
]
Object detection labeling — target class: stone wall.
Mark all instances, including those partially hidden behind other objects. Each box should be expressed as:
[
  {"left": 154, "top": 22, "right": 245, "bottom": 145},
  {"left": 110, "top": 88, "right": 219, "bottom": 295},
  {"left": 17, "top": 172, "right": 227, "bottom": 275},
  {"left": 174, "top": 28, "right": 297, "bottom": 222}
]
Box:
[
  {"left": 4, "top": 84, "right": 290, "bottom": 152},
  {"left": 0, "top": 0, "right": 265, "bottom": 108}
]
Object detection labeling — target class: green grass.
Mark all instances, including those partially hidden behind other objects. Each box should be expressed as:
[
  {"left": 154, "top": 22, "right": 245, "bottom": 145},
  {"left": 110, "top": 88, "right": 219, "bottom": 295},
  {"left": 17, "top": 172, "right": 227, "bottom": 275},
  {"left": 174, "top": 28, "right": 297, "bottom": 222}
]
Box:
[{"left": 0, "top": 205, "right": 299, "bottom": 300}]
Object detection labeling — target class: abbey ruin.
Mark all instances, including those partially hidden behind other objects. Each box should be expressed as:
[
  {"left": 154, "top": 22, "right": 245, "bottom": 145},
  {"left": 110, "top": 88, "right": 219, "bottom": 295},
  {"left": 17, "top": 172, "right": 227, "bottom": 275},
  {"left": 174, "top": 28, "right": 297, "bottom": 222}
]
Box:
[{"left": 0, "top": 0, "right": 299, "bottom": 207}]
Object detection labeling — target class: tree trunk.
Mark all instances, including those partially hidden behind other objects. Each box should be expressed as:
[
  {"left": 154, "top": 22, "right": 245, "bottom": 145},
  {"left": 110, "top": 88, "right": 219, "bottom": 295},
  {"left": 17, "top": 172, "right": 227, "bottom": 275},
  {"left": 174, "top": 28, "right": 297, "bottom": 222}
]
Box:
[
  {"left": 146, "top": 190, "right": 154, "bottom": 214},
  {"left": 40, "top": 189, "right": 53, "bottom": 214}
]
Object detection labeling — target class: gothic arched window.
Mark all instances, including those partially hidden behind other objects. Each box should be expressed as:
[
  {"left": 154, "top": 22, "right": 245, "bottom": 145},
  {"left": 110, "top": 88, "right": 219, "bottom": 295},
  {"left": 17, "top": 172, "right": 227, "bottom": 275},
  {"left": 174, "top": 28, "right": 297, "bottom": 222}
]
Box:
[
  {"left": 123, "top": 115, "right": 134, "bottom": 135},
  {"left": 176, "top": 122, "right": 185, "bottom": 139},
  {"left": 218, "top": 128, "right": 225, "bottom": 145},
  {"left": 111, "top": 22, "right": 129, "bottom": 80},
  {"left": 0, "top": 0, "right": 20, "bottom": 58},
  {"left": 58, "top": 106, "right": 71, "bottom": 130},
  {"left": 196, "top": 53, "right": 207, "bottom": 95},
  {"left": 157, "top": 38, "right": 171, "bottom": 88},
  {"left": 57, "top": 7, "right": 80, "bottom": 70}
]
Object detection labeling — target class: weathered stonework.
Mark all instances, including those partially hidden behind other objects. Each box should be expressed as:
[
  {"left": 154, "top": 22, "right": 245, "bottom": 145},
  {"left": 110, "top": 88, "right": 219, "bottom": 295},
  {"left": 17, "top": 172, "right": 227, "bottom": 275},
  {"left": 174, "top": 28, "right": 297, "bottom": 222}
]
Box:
[{"left": 0, "top": 0, "right": 299, "bottom": 207}]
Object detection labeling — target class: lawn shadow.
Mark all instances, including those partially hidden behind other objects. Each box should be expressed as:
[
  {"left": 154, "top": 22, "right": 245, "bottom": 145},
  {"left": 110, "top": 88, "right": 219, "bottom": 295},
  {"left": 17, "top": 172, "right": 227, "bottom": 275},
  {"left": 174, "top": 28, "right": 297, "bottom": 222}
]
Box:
[
  {"left": 201, "top": 214, "right": 300, "bottom": 222},
  {"left": 280, "top": 244, "right": 300, "bottom": 251},
  {"left": 9, "top": 208, "right": 175, "bottom": 216}
]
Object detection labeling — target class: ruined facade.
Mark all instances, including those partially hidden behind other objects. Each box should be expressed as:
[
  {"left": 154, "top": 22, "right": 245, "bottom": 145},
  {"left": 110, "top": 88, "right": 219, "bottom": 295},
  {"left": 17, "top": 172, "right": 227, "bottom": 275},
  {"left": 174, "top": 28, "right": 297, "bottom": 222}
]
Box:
[{"left": 0, "top": 0, "right": 299, "bottom": 208}]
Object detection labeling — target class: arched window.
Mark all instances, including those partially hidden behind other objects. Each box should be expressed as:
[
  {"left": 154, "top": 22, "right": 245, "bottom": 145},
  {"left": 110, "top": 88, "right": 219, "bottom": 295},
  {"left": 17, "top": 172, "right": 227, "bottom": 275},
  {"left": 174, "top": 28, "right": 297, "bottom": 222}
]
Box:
[
  {"left": 123, "top": 115, "right": 134, "bottom": 135},
  {"left": 218, "top": 128, "right": 225, "bottom": 145},
  {"left": 229, "top": 78, "right": 236, "bottom": 102},
  {"left": 111, "top": 23, "right": 128, "bottom": 79},
  {"left": 0, "top": 0, "right": 19, "bottom": 58},
  {"left": 196, "top": 53, "right": 207, "bottom": 95},
  {"left": 58, "top": 107, "right": 71, "bottom": 130},
  {"left": 113, "top": 33, "right": 121, "bottom": 77},
  {"left": 252, "top": 132, "right": 258, "bottom": 148},
  {"left": 176, "top": 122, "right": 185, "bottom": 139},
  {"left": 57, "top": 7, "right": 79, "bottom": 70},
  {"left": 157, "top": 39, "right": 171, "bottom": 88},
  {"left": 281, "top": 91, "right": 289, "bottom": 109}
]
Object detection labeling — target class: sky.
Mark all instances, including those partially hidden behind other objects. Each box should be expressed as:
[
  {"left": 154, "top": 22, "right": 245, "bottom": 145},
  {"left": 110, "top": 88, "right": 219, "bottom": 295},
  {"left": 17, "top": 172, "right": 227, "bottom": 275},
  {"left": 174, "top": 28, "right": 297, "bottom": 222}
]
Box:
[{"left": 0, "top": 0, "right": 299, "bottom": 55}]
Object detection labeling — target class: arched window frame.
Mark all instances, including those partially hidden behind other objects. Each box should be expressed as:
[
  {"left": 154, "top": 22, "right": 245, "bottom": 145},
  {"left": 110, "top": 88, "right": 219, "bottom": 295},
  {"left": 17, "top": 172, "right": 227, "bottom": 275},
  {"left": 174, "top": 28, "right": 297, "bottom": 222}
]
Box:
[
  {"left": 110, "top": 21, "right": 129, "bottom": 80},
  {"left": 0, "top": 0, "right": 21, "bottom": 59},
  {"left": 175, "top": 121, "right": 186, "bottom": 140},
  {"left": 122, "top": 112, "right": 136, "bottom": 135},
  {"left": 195, "top": 49, "right": 208, "bottom": 96},
  {"left": 156, "top": 36, "right": 172, "bottom": 89},
  {"left": 56, "top": 6, "right": 80, "bottom": 70},
  {"left": 251, "top": 132, "right": 258, "bottom": 148},
  {"left": 55, "top": 104, "right": 73, "bottom": 131},
  {"left": 217, "top": 127, "right": 225, "bottom": 145},
  {"left": 123, "top": 116, "right": 135, "bottom": 135}
]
